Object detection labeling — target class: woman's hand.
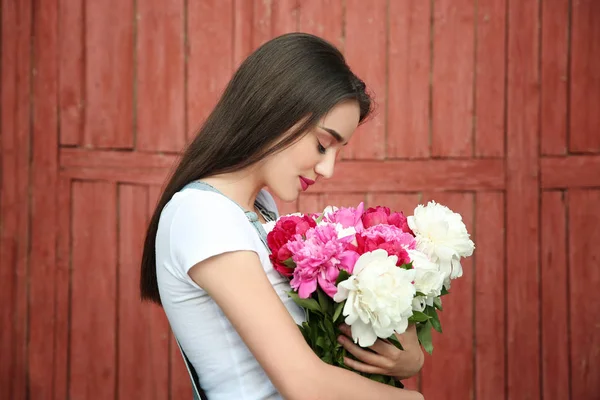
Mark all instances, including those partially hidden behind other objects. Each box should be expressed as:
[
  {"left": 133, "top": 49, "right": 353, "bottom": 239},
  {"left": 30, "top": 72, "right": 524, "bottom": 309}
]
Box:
[{"left": 337, "top": 323, "right": 424, "bottom": 380}]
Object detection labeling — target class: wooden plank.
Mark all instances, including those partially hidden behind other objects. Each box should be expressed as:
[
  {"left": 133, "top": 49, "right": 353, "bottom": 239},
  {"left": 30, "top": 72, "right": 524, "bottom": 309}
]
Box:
[
  {"left": 297, "top": 193, "right": 324, "bottom": 214},
  {"left": 540, "top": 0, "right": 569, "bottom": 155},
  {"left": 298, "top": 0, "right": 344, "bottom": 51},
  {"left": 431, "top": 0, "right": 475, "bottom": 158},
  {"left": 541, "top": 155, "right": 600, "bottom": 189},
  {"left": 252, "top": 0, "right": 273, "bottom": 48},
  {"left": 136, "top": 0, "right": 185, "bottom": 152},
  {"left": 60, "top": 148, "right": 180, "bottom": 169},
  {"left": 321, "top": 193, "right": 366, "bottom": 209},
  {"left": 59, "top": 157, "right": 506, "bottom": 192},
  {"left": 61, "top": 167, "right": 170, "bottom": 186},
  {"left": 29, "top": 0, "right": 59, "bottom": 396},
  {"left": 0, "top": 0, "right": 31, "bottom": 398},
  {"left": 118, "top": 184, "right": 170, "bottom": 399},
  {"left": 84, "top": 0, "right": 134, "bottom": 148},
  {"left": 387, "top": 0, "right": 431, "bottom": 159},
  {"left": 569, "top": 0, "right": 600, "bottom": 153},
  {"left": 366, "top": 193, "right": 421, "bottom": 216},
  {"left": 272, "top": 0, "right": 299, "bottom": 37},
  {"left": 568, "top": 189, "right": 600, "bottom": 399},
  {"left": 540, "top": 191, "right": 570, "bottom": 400},
  {"left": 343, "top": 0, "right": 386, "bottom": 160},
  {"left": 475, "top": 192, "right": 506, "bottom": 400},
  {"left": 70, "top": 181, "right": 117, "bottom": 399},
  {"left": 53, "top": 177, "right": 71, "bottom": 400},
  {"left": 419, "top": 192, "right": 474, "bottom": 400},
  {"left": 505, "top": 0, "right": 541, "bottom": 397},
  {"left": 475, "top": 0, "right": 506, "bottom": 157},
  {"left": 58, "top": 0, "right": 83, "bottom": 145},
  {"left": 187, "top": 0, "right": 233, "bottom": 140},
  {"left": 233, "top": 0, "right": 253, "bottom": 68}
]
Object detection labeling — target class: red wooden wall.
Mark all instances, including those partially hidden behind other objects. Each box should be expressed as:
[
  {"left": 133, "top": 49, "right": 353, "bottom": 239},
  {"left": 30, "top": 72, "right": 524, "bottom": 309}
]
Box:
[{"left": 2, "top": 1, "right": 599, "bottom": 399}]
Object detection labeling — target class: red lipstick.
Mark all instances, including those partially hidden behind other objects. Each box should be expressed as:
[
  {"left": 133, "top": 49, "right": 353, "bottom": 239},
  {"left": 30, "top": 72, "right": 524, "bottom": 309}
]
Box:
[{"left": 299, "top": 176, "right": 315, "bottom": 191}]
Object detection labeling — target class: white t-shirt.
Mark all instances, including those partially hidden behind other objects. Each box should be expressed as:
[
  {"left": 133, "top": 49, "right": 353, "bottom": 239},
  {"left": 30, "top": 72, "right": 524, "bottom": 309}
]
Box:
[{"left": 156, "top": 187, "right": 305, "bottom": 400}]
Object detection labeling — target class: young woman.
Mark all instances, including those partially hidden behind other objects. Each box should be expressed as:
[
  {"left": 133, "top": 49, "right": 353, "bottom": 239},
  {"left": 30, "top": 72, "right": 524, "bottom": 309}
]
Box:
[{"left": 140, "top": 33, "right": 425, "bottom": 400}]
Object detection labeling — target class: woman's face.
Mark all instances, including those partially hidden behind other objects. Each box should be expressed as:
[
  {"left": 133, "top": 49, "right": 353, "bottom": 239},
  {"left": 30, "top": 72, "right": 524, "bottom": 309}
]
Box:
[{"left": 261, "top": 100, "right": 361, "bottom": 202}]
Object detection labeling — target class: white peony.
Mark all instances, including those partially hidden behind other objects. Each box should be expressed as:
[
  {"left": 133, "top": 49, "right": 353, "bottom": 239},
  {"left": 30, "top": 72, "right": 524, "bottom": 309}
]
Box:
[
  {"left": 333, "top": 223, "right": 356, "bottom": 239},
  {"left": 333, "top": 249, "right": 416, "bottom": 347},
  {"left": 408, "top": 249, "right": 445, "bottom": 312},
  {"left": 407, "top": 201, "right": 475, "bottom": 287}
]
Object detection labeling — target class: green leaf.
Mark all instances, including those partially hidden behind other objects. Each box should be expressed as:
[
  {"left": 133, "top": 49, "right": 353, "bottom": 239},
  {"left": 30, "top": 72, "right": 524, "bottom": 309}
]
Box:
[
  {"left": 324, "top": 317, "right": 336, "bottom": 341},
  {"left": 387, "top": 334, "right": 404, "bottom": 351},
  {"left": 425, "top": 306, "right": 442, "bottom": 333},
  {"left": 282, "top": 257, "right": 296, "bottom": 269},
  {"left": 399, "top": 261, "right": 414, "bottom": 270},
  {"left": 417, "top": 320, "right": 434, "bottom": 355},
  {"left": 408, "top": 311, "right": 431, "bottom": 323},
  {"left": 415, "top": 291, "right": 427, "bottom": 297},
  {"left": 336, "top": 269, "right": 351, "bottom": 285},
  {"left": 433, "top": 296, "right": 443, "bottom": 310},
  {"left": 441, "top": 286, "right": 450, "bottom": 296},
  {"left": 288, "top": 291, "right": 322, "bottom": 314},
  {"left": 317, "top": 287, "right": 333, "bottom": 316},
  {"left": 315, "top": 213, "right": 325, "bottom": 224},
  {"left": 333, "top": 301, "right": 345, "bottom": 323}
]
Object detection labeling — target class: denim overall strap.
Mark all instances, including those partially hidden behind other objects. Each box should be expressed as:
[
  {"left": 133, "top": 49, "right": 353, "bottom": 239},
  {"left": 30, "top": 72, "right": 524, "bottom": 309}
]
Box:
[{"left": 174, "top": 181, "right": 275, "bottom": 400}]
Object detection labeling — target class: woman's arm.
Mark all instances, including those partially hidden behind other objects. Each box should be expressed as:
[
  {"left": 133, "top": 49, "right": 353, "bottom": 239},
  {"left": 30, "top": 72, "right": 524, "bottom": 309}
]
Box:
[{"left": 188, "top": 250, "right": 424, "bottom": 400}]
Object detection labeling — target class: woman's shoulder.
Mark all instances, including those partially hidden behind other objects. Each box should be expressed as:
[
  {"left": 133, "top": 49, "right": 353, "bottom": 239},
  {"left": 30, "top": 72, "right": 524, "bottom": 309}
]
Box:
[{"left": 161, "top": 189, "right": 250, "bottom": 228}]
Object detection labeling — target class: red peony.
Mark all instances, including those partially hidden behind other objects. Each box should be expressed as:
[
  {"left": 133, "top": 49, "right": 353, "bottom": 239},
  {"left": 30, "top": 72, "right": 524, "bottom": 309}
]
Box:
[
  {"left": 355, "top": 234, "right": 412, "bottom": 266},
  {"left": 267, "top": 215, "right": 317, "bottom": 276},
  {"left": 361, "top": 206, "right": 414, "bottom": 235}
]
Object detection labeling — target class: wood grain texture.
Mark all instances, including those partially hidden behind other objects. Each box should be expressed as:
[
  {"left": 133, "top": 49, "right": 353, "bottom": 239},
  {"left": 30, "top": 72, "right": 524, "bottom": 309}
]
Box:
[
  {"left": 29, "top": 0, "right": 59, "bottom": 396},
  {"left": 233, "top": 0, "right": 253, "bottom": 68},
  {"left": 59, "top": 156, "right": 506, "bottom": 192},
  {"left": 0, "top": 0, "right": 32, "bottom": 398},
  {"left": 387, "top": 0, "right": 431, "bottom": 159},
  {"left": 136, "top": 0, "right": 185, "bottom": 152},
  {"left": 505, "top": 1, "right": 541, "bottom": 398},
  {"left": 54, "top": 177, "right": 71, "bottom": 400},
  {"left": 475, "top": 192, "right": 506, "bottom": 400},
  {"left": 118, "top": 184, "right": 170, "bottom": 399},
  {"left": 298, "top": 0, "right": 344, "bottom": 51},
  {"left": 569, "top": 0, "right": 600, "bottom": 153},
  {"left": 271, "top": 0, "right": 299, "bottom": 37},
  {"left": 84, "top": 0, "right": 134, "bottom": 148},
  {"left": 343, "top": 0, "right": 387, "bottom": 160},
  {"left": 540, "top": 0, "right": 569, "bottom": 155},
  {"left": 541, "top": 191, "right": 570, "bottom": 400},
  {"left": 568, "top": 189, "right": 600, "bottom": 399},
  {"left": 431, "top": 0, "right": 475, "bottom": 158},
  {"left": 475, "top": 0, "right": 506, "bottom": 157},
  {"left": 366, "top": 193, "right": 421, "bottom": 215},
  {"left": 420, "top": 192, "right": 474, "bottom": 400},
  {"left": 58, "top": 0, "right": 84, "bottom": 146},
  {"left": 187, "top": 0, "right": 234, "bottom": 140},
  {"left": 541, "top": 155, "right": 600, "bottom": 189},
  {"left": 70, "top": 181, "right": 118, "bottom": 399}
]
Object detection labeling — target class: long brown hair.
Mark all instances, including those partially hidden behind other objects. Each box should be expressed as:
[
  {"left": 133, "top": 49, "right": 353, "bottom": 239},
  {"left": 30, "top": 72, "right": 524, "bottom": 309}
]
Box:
[{"left": 140, "top": 32, "right": 373, "bottom": 304}]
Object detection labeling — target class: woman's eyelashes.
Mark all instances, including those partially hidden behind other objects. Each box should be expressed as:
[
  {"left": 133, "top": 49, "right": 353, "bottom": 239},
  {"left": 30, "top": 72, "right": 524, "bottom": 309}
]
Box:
[{"left": 317, "top": 140, "right": 327, "bottom": 154}]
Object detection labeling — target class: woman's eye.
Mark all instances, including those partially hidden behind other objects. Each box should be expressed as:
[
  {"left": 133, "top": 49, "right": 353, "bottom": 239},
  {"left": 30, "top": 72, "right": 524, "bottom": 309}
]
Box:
[{"left": 317, "top": 142, "right": 327, "bottom": 154}]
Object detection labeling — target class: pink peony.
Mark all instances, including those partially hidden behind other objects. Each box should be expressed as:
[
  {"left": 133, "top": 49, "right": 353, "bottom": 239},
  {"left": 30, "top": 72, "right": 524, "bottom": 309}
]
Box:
[
  {"left": 267, "top": 214, "right": 317, "bottom": 277},
  {"left": 287, "top": 224, "right": 359, "bottom": 299},
  {"left": 355, "top": 225, "right": 417, "bottom": 266},
  {"left": 362, "top": 206, "right": 414, "bottom": 235},
  {"left": 323, "top": 203, "right": 365, "bottom": 233}
]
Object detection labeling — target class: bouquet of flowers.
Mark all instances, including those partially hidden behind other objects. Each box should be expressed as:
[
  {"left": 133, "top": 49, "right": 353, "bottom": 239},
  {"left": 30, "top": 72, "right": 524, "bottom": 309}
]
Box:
[{"left": 265, "top": 201, "right": 474, "bottom": 386}]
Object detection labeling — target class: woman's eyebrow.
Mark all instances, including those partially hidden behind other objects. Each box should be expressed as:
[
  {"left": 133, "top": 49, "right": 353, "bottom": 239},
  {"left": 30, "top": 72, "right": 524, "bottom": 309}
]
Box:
[{"left": 318, "top": 126, "right": 347, "bottom": 145}]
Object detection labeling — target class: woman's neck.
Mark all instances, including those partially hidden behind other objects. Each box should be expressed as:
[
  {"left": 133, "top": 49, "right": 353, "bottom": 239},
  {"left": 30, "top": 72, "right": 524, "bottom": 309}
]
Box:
[{"left": 200, "top": 168, "right": 264, "bottom": 211}]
